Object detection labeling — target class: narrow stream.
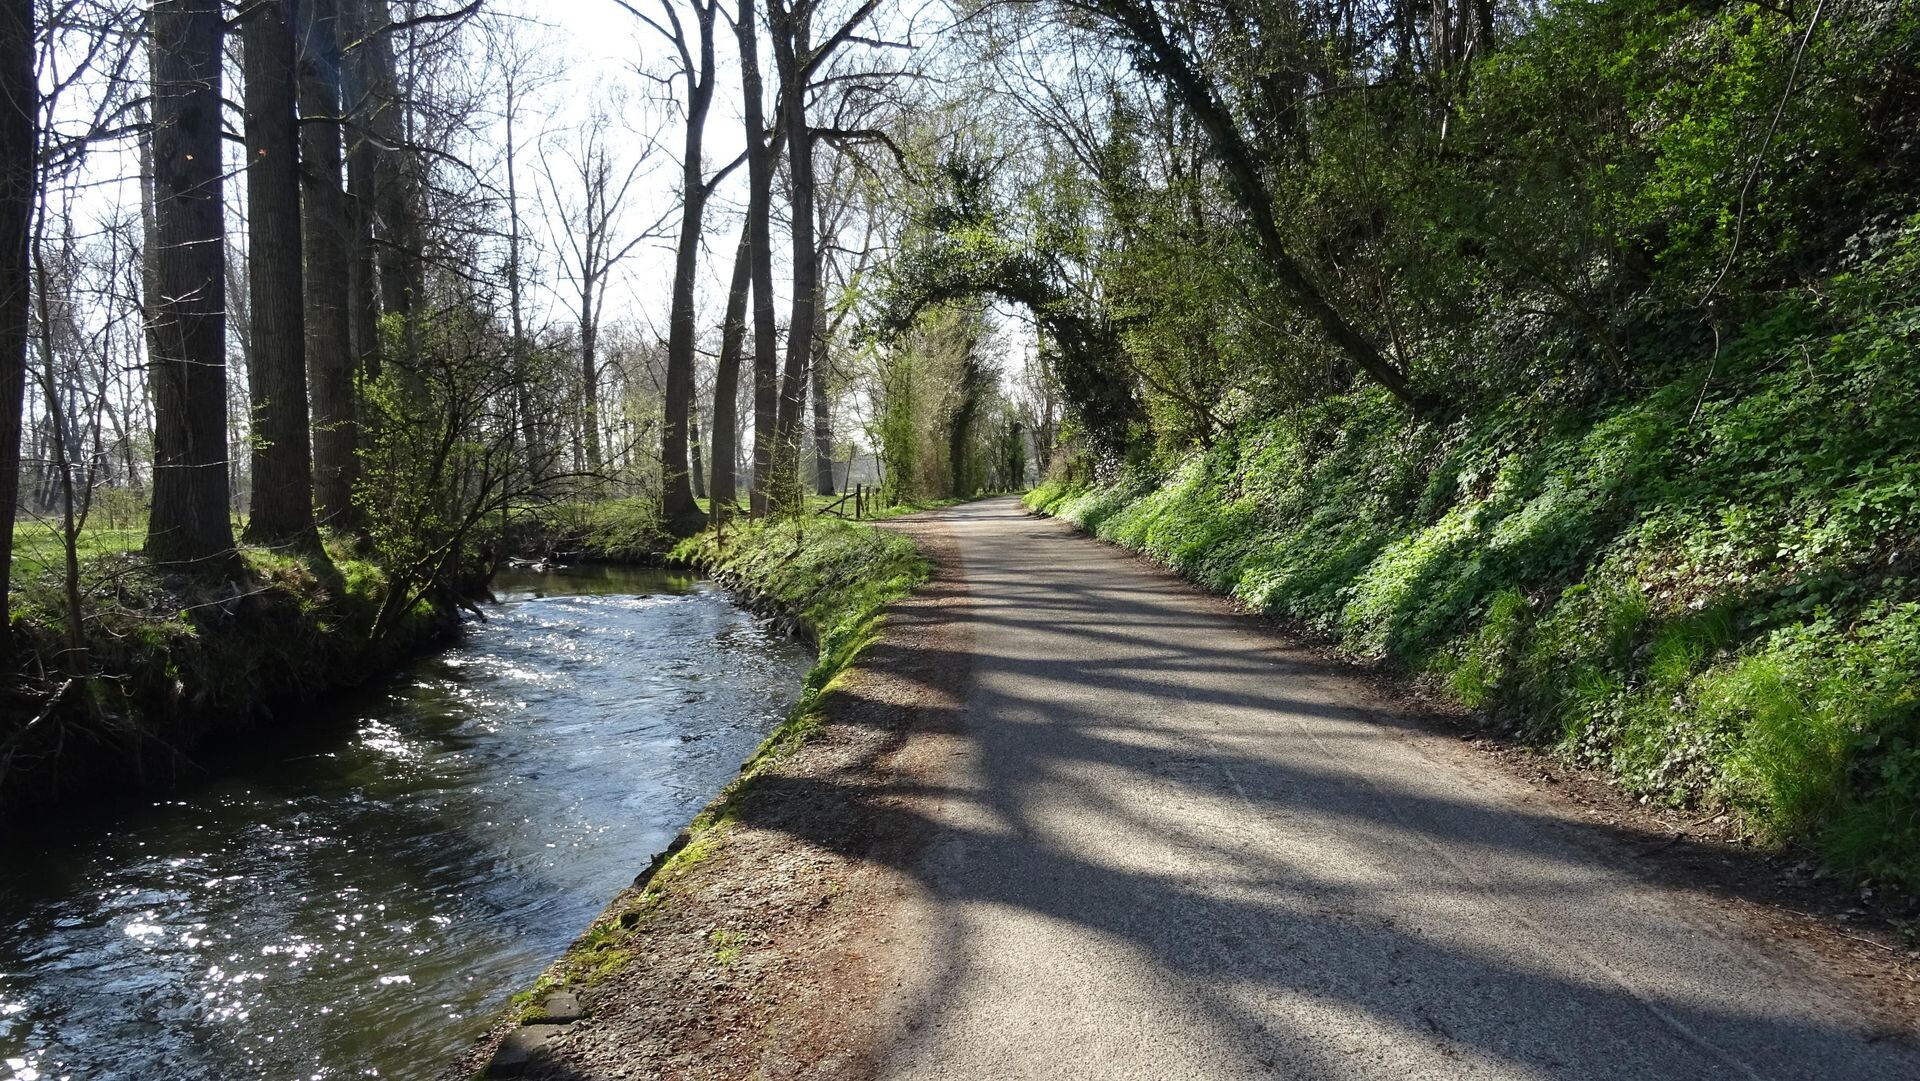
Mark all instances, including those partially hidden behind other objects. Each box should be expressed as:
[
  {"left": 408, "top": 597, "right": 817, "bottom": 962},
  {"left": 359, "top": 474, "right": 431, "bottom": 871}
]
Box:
[{"left": 0, "top": 566, "right": 813, "bottom": 1081}]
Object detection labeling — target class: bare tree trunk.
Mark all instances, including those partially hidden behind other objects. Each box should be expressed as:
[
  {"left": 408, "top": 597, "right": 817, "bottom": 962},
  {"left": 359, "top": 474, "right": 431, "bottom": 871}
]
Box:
[
  {"left": 297, "top": 0, "right": 359, "bottom": 527},
  {"left": 0, "top": 0, "right": 32, "bottom": 648},
  {"left": 346, "top": 176, "right": 379, "bottom": 378},
  {"left": 501, "top": 65, "right": 535, "bottom": 483},
  {"left": 241, "top": 0, "right": 321, "bottom": 549},
  {"left": 810, "top": 335, "right": 833, "bottom": 495},
  {"left": 689, "top": 401, "right": 707, "bottom": 500},
  {"left": 769, "top": 0, "right": 815, "bottom": 505},
  {"left": 580, "top": 291, "right": 602, "bottom": 473},
  {"left": 346, "top": 0, "right": 418, "bottom": 361},
  {"left": 341, "top": 0, "right": 382, "bottom": 384},
  {"left": 659, "top": 0, "right": 720, "bottom": 534},
  {"left": 949, "top": 351, "right": 982, "bottom": 499},
  {"left": 737, "top": 0, "right": 777, "bottom": 517},
  {"left": 146, "top": 0, "right": 237, "bottom": 569},
  {"left": 31, "top": 229, "right": 86, "bottom": 659},
  {"left": 709, "top": 228, "right": 750, "bottom": 523}
]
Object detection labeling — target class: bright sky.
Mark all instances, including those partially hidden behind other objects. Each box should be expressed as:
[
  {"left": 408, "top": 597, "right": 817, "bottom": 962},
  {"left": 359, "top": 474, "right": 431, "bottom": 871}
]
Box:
[
  {"left": 38, "top": 0, "right": 1036, "bottom": 440},
  {"left": 517, "top": 0, "right": 1037, "bottom": 405},
  {"left": 518, "top": 0, "right": 764, "bottom": 338}
]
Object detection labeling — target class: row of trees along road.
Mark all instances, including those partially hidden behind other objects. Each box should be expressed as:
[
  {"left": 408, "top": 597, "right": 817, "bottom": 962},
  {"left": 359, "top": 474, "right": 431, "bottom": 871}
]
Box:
[
  {"left": 10, "top": 0, "right": 1903, "bottom": 706},
  {"left": 0, "top": 0, "right": 983, "bottom": 672}
]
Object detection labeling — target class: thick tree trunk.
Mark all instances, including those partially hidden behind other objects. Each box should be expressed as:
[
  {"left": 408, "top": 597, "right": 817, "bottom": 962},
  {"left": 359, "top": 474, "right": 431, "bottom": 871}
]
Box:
[
  {"left": 737, "top": 0, "right": 778, "bottom": 517},
  {"left": 709, "top": 229, "right": 751, "bottom": 523},
  {"left": 768, "top": 15, "right": 814, "bottom": 503},
  {"left": 340, "top": 1, "right": 382, "bottom": 385},
  {"left": 810, "top": 335, "right": 833, "bottom": 495},
  {"left": 345, "top": 175, "right": 380, "bottom": 378},
  {"left": 0, "top": 0, "right": 29, "bottom": 647},
  {"left": 500, "top": 76, "right": 536, "bottom": 481},
  {"left": 146, "top": 0, "right": 237, "bottom": 568},
  {"left": 949, "top": 354, "right": 980, "bottom": 499},
  {"left": 351, "top": 0, "right": 418, "bottom": 339},
  {"left": 769, "top": 0, "right": 817, "bottom": 505},
  {"left": 297, "top": 0, "right": 359, "bottom": 526},
  {"left": 241, "top": 0, "right": 321, "bottom": 549},
  {"left": 659, "top": 1, "right": 717, "bottom": 534}
]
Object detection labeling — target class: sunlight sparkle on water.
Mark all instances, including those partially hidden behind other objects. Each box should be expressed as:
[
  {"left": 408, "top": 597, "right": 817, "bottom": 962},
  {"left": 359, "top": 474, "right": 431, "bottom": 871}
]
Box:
[
  {"left": 121, "top": 918, "right": 164, "bottom": 941},
  {"left": 0, "top": 568, "right": 811, "bottom": 1079},
  {"left": 357, "top": 720, "right": 425, "bottom": 762}
]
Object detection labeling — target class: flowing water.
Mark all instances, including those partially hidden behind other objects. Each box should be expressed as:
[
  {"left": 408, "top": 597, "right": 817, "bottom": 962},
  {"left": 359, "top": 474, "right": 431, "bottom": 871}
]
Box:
[{"left": 0, "top": 566, "right": 813, "bottom": 1081}]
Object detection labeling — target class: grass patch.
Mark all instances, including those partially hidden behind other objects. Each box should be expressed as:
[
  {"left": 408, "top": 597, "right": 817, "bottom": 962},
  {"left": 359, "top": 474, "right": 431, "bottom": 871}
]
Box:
[{"left": 709, "top": 928, "right": 745, "bottom": 966}]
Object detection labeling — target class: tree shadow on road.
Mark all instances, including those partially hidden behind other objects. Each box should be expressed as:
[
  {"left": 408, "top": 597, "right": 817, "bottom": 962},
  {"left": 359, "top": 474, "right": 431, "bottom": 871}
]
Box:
[{"left": 715, "top": 501, "right": 1920, "bottom": 1079}]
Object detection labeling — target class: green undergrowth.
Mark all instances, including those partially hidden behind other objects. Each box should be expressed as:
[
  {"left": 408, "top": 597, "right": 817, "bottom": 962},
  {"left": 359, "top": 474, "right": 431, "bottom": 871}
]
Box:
[
  {"left": 522, "top": 515, "right": 929, "bottom": 995},
  {"left": 2, "top": 533, "right": 455, "bottom": 813},
  {"left": 1029, "top": 217, "right": 1920, "bottom": 891},
  {"left": 533, "top": 498, "right": 674, "bottom": 561},
  {"left": 519, "top": 494, "right": 968, "bottom": 564}
]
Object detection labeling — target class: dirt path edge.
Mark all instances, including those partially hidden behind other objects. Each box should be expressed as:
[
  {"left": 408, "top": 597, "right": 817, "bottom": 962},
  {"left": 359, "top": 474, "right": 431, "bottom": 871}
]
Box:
[{"left": 447, "top": 515, "right": 966, "bottom": 1081}]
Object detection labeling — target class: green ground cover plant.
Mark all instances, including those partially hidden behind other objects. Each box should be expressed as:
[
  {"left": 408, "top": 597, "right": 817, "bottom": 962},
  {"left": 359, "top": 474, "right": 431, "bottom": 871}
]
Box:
[{"left": 1029, "top": 214, "right": 1920, "bottom": 889}]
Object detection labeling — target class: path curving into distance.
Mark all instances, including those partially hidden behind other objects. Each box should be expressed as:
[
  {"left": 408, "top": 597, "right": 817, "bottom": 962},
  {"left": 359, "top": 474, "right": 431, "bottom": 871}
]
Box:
[{"left": 859, "top": 498, "right": 1916, "bottom": 1081}]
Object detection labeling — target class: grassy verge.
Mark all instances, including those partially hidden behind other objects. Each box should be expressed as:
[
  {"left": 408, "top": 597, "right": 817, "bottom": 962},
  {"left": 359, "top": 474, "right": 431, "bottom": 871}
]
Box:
[
  {"left": 508, "top": 493, "right": 970, "bottom": 565},
  {"left": 507, "top": 515, "right": 929, "bottom": 1003},
  {"left": 1027, "top": 226, "right": 1920, "bottom": 891},
  {"left": 675, "top": 516, "right": 929, "bottom": 764},
  {"left": 511, "top": 498, "right": 673, "bottom": 562}
]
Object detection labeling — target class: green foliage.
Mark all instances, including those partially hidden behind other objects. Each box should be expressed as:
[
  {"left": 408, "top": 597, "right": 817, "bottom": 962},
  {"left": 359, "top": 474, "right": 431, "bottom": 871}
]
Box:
[
  {"left": 1028, "top": 211, "right": 1920, "bottom": 889},
  {"left": 871, "top": 339, "right": 923, "bottom": 506},
  {"left": 551, "top": 498, "right": 671, "bottom": 561},
  {"left": 874, "top": 154, "right": 1142, "bottom": 461},
  {"left": 708, "top": 928, "right": 745, "bottom": 966},
  {"left": 356, "top": 302, "right": 554, "bottom": 640}
]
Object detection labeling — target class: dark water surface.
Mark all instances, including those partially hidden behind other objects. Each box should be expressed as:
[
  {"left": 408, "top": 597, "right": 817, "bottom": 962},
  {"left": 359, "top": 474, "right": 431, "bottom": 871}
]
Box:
[{"left": 0, "top": 566, "right": 812, "bottom": 1080}]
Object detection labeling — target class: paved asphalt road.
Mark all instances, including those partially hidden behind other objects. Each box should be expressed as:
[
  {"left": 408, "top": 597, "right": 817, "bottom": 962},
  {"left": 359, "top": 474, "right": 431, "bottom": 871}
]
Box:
[{"left": 870, "top": 499, "right": 1917, "bottom": 1080}]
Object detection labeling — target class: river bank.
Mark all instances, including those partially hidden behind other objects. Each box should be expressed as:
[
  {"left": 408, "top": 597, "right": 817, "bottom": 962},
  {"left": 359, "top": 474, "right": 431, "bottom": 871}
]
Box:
[
  {"left": 0, "top": 563, "right": 815, "bottom": 1080},
  {"left": 0, "top": 538, "right": 462, "bottom": 819},
  {"left": 2, "top": 496, "right": 710, "bottom": 819},
  {"left": 0, "top": 497, "right": 924, "bottom": 821},
  {"left": 454, "top": 512, "right": 940, "bottom": 1079}
]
